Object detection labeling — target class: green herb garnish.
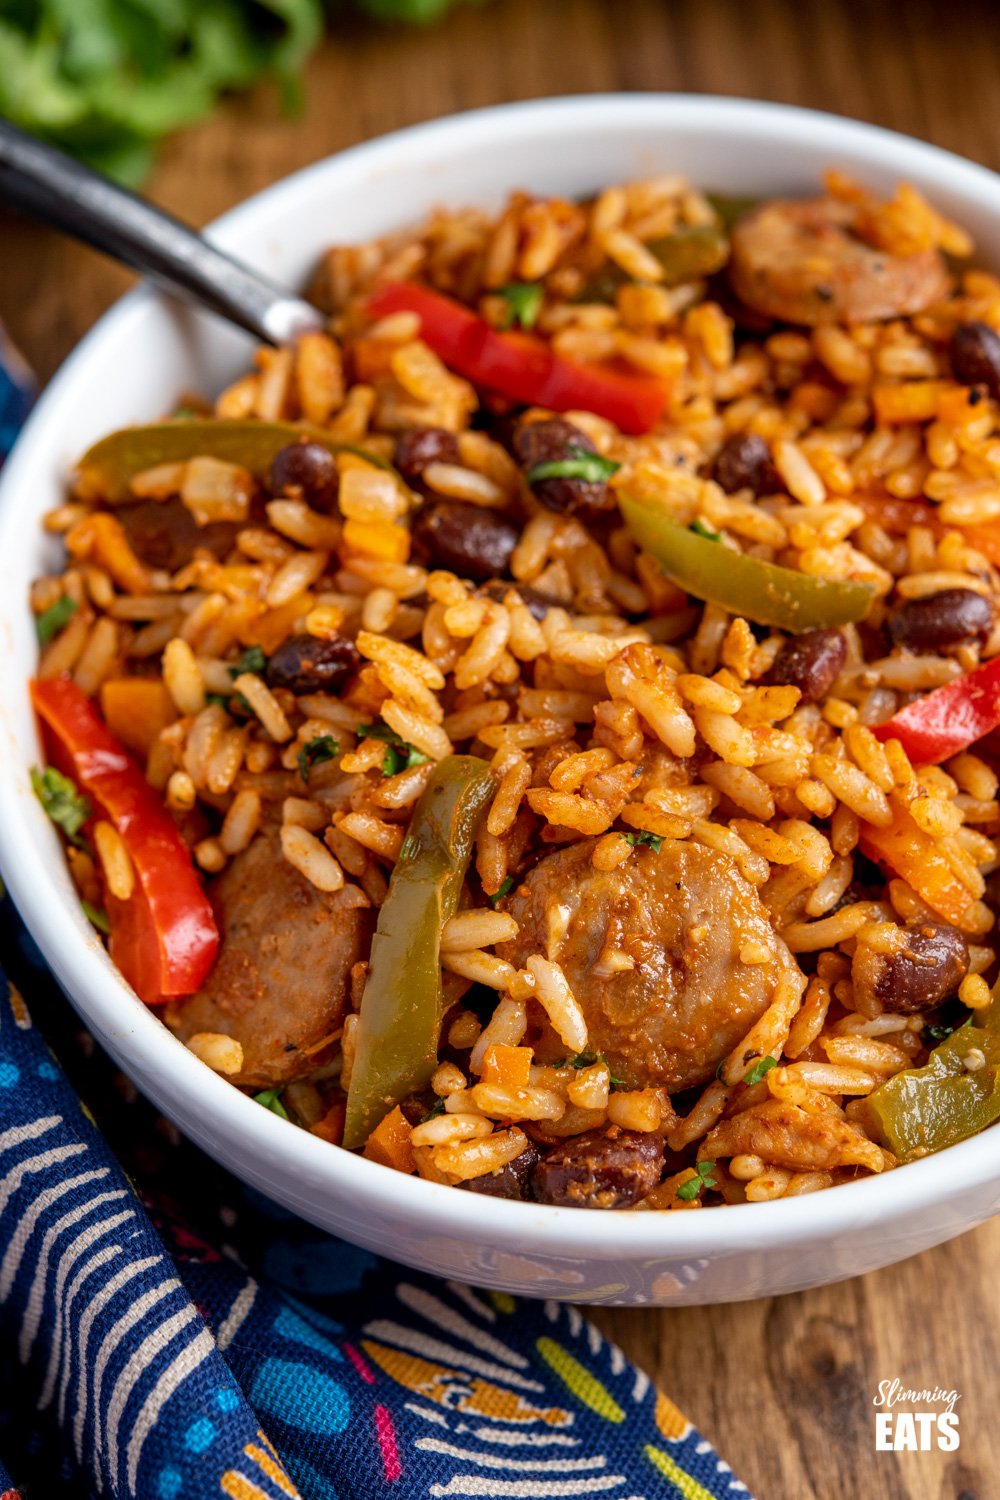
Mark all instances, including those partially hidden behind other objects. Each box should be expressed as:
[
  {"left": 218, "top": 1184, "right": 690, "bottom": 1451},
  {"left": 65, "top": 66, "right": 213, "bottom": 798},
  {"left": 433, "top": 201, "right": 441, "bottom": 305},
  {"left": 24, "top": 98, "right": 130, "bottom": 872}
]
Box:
[
  {"left": 230, "top": 646, "right": 268, "bottom": 679},
  {"left": 743, "top": 1055, "right": 778, "bottom": 1087},
  {"left": 498, "top": 282, "right": 544, "bottom": 330},
  {"left": 298, "top": 735, "right": 340, "bottom": 784},
  {"left": 487, "top": 875, "right": 515, "bottom": 907},
  {"left": 253, "top": 1089, "right": 290, "bottom": 1121},
  {"left": 420, "top": 1099, "right": 447, "bottom": 1123},
  {"left": 550, "top": 1051, "right": 625, "bottom": 1090},
  {"left": 925, "top": 1014, "right": 973, "bottom": 1043},
  {"left": 31, "top": 767, "right": 91, "bottom": 847},
  {"left": 676, "top": 1160, "right": 718, "bottom": 1201},
  {"left": 526, "top": 447, "right": 621, "bottom": 487},
  {"left": 35, "top": 596, "right": 78, "bottom": 644},
  {"left": 357, "top": 721, "right": 431, "bottom": 776},
  {"left": 81, "top": 901, "right": 110, "bottom": 935},
  {"left": 623, "top": 830, "right": 664, "bottom": 853},
  {"left": 690, "top": 518, "right": 721, "bottom": 542}
]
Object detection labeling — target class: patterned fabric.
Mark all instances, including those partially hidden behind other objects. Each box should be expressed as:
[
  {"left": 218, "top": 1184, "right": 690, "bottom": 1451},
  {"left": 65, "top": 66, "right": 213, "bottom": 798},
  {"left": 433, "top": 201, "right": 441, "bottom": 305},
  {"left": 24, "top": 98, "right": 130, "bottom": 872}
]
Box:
[
  {"left": 0, "top": 330, "right": 753, "bottom": 1499},
  {"left": 0, "top": 326, "right": 34, "bottom": 467}
]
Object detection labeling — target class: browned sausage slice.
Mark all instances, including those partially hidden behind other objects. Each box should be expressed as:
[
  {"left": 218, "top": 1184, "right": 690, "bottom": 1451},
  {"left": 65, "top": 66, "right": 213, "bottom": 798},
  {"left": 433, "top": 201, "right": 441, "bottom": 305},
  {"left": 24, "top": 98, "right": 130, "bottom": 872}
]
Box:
[
  {"left": 729, "top": 198, "right": 950, "bottom": 326},
  {"left": 498, "top": 839, "right": 802, "bottom": 1092},
  {"left": 166, "top": 829, "right": 373, "bottom": 1089}
]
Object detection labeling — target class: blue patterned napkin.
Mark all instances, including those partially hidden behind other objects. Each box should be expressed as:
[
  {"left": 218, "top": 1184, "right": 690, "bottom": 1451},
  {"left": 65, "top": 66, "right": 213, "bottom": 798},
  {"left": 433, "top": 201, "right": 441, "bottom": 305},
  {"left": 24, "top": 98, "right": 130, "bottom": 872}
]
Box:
[{"left": 0, "top": 331, "right": 751, "bottom": 1500}]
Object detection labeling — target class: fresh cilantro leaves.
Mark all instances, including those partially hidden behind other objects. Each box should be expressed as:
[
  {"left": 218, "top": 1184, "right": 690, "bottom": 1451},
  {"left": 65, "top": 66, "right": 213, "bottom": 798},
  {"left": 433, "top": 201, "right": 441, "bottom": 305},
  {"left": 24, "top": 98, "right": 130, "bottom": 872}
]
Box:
[{"left": 676, "top": 1160, "right": 718, "bottom": 1201}]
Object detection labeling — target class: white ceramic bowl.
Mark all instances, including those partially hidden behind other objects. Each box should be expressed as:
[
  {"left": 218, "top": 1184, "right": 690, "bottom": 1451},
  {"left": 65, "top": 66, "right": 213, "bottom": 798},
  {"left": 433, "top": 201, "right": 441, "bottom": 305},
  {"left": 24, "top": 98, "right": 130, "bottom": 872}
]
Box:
[{"left": 4, "top": 95, "right": 1000, "bottom": 1307}]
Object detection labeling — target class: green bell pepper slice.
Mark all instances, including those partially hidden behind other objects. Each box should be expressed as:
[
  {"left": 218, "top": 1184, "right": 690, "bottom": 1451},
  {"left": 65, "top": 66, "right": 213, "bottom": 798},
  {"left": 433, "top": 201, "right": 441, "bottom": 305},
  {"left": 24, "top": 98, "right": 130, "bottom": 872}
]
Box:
[
  {"left": 579, "top": 225, "right": 730, "bottom": 303},
  {"left": 343, "top": 754, "right": 495, "bottom": 1151},
  {"left": 866, "top": 1018, "right": 1000, "bottom": 1160},
  {"left": 619, "top": 495, "right": 874, "bottom": 634},
  {"left": 78, "top": 418, "right": 390, "bottom": 501}
]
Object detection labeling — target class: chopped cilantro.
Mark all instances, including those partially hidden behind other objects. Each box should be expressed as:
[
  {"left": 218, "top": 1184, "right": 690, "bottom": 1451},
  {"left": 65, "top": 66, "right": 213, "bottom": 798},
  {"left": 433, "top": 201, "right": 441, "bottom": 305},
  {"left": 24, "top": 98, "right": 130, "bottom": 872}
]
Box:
[
  {"left": 253, "top": 1089, "right": 290, "bottom": 1121},
  {"left": 623, "top": 830, "right": 664, "bottom": 854},
  {"left": 743, "top": 1054, "right": 778, "bottom": 1086},
  {"left": 690, "top": 518, "right": 721, "bottom": 541},
  {"left": 206, "top": 692, "right": 233, "bottom": 709},
  {"left": 81, "top": 901, "right": 110, "bottom": 935},
  {"left": 498, "top": 281, "right": 544, "bottom": 330},
  {"left": 420, "top": 1099, "right": 447, "bottom": 1123},
  {"left": 357, "top": 721, "right": 431, "bottom": 776},
  {"left": 35, "top": 595, "right": 78, "bottom": 644},
  {"left": 926, "top": 1014, "right": 973, "bottom": 1043},
  {"left": 230, "top": 646, "right": 268, "bottom": 679},
  {"left": 31, "top": 767, "right": 91, "bottom": 847},
  {"left": 549, "top": 1051, "right": 624, "bottom": 1090},
  {"left": 487, "top": 875, "right": 515, "bottom": 907},
  {"left": 676, "top": 1160, "right": 718, "bottom": 1201},
  {"left": 526, "top": 447, "right": 621, "bottom": 487},
  {"left": 298, "top": 734, "right": 340, "bottom": 784}
]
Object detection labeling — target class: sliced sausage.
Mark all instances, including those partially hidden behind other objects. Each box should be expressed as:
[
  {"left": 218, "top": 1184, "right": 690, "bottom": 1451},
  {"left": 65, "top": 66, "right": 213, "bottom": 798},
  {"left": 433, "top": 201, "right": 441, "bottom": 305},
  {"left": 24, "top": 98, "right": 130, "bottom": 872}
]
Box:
[
  {"left": 531, "top": 1129, "right": 664, "bottom": 1209},
  {"left": 729, "top": 198, "right": 950, "bottom": 326},
  {"left": 166, "top": 829, "right": 373, "bottom": 1089},
  {"left": 498, "top": 839, "right": 802, "bottom": 1092}
]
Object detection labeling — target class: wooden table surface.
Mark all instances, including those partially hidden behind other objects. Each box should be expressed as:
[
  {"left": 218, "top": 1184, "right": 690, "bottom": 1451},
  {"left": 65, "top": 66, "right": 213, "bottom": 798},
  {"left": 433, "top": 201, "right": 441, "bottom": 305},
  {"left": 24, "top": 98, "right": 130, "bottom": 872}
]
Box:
[{"left": 3, "top": 2, "right": 999, "bottom": 1495}]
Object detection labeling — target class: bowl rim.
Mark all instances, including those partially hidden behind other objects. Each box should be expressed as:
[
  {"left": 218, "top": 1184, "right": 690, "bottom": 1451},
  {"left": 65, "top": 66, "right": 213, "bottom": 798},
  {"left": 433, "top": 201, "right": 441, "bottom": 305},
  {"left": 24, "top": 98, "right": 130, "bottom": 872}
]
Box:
[{"left": 3, "top": 90, "right": 1000, "bottom": 1260}]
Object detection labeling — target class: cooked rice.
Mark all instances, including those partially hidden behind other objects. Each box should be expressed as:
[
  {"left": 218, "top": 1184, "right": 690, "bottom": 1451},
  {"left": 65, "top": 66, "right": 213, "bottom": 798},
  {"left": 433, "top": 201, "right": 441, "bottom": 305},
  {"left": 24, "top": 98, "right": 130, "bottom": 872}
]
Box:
[{"left": 33, "top": 165, "right": 1000, "bottom": 1209}]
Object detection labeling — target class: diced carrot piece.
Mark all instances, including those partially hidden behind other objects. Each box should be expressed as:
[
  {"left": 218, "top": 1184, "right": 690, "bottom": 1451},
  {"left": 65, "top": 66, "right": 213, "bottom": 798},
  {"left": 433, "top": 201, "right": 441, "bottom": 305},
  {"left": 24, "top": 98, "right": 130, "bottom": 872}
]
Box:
[
  {"left": 860, "top": 800, "right": 977, "bottom": 929},
  {"left": 853, "top": 493, "right": 940, "bottom": 534},
  {"left": 363, "top": 1105, "right": 416, "bottom": 1173},
  {"left": 310, "top": 1100, "right": 346, "bottom": 1146},
  {"left": 341, "top": 518, "right": 410, "bottom": 564},
  {"left": 481, "top": 1044, "right": 533, "bottom": 1090},
  {"left": 350, "top": 337, "right": 397, "bottom": 383},
  {"left": 960, "top": 521, "right": 1000, "bottom": 567},
  {"left": 66, "top": 511, "right": 153, "bottom": 595},
  {"left": 99, "top": 678, "right": 177, "bottom": 760},
  {"left": 239, "top": 593, "right": 315, "bottom": 653},
  {"left": 871, "top": 381, "right": 950, "bottom": 425}
]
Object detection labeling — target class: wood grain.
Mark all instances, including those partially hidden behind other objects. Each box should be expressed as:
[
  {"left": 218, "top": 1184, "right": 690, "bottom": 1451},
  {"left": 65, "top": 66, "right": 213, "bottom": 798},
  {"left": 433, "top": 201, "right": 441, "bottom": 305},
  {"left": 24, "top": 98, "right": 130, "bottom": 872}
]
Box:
[{"left": 3, "top": 2, "right": 999, "bottom": 1494}]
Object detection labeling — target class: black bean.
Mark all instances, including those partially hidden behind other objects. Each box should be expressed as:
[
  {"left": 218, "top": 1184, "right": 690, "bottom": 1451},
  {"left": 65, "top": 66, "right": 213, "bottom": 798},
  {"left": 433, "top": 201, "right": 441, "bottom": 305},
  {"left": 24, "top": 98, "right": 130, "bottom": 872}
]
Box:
[
  {"left": 888, "top": 588, "right": 994, "bottom": 652},
  {"left": 265, "top": 633, "right": 361, "bottom": 696},
  {"left": 269, "top": 442, "right": 339, "bottom": 511},
  {"left": 410, "top": 501, "right": 519, "bottom": 582},
  {"left": 513, "top": 418, "right": 614, "bottom": 515},
  {"left": 711, "top": 433, "right": 781, "bottom": 497},
  {"left": 394, "top": 427, "right": 461, "bottom": 487},
  {"left": 950, "top": 321, "right": 1000, "bottom": 399},
  {"left": 462, "top": 1143, "right": 541, "bottom": 1201},
  {"left": 530, "top": 1128, "right": 664, "bottom": 1209},
  {"left": 763, "top": 628, "right": 847, "bottom": 704},
  {"left": 119, "top": 498, "right": 238, "bottom": 572},
  {"left": 481, "top": 579, "right": 558, "bottom": 621},
  {"left": 872, "top": 923, "right": 970, "bottom": 1016}
]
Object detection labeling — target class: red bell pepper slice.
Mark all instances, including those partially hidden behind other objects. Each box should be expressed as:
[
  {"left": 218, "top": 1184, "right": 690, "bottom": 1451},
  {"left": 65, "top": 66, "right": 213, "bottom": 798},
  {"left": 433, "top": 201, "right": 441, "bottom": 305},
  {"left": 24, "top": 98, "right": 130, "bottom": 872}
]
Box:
[
  {"left": 873, "top": 655, "right": 1000, "bottom": 765},
  {"left": 31, "top": 676, "right": 219, "bottom": 1003},
  {"left": 366, "top": 281, "right": 667, "bottom": 435}
]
